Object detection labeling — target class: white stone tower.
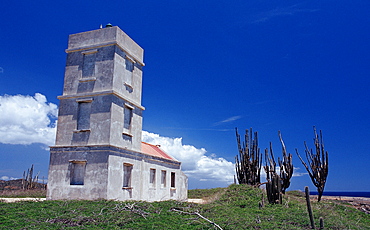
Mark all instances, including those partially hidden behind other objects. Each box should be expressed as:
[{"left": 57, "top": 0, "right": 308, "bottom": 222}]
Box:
[
  {"left": 47, "top": 26, "right": 188, "bottom": 201},
  {"left": 55, "top": 26, "right": 144, "bottom": 150},
  {"left": 47, "top": 26, "right": 145, "bottom": 199}
]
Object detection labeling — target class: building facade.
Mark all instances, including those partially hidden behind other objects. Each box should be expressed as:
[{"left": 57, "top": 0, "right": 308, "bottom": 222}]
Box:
[{"left": 47, "top": 26, "right": 187, "bottom": 201}]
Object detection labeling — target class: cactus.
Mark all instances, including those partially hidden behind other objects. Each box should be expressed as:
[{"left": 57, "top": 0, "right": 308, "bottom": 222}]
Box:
[
  {"left": 264, "top": 131, "right": 293, "bottom": 204},
  {"left": 278, "top": 131, "right": 293, "bottom": 194},
  {"left": 22, "top": 164, "right": 40, "bottom": 190},
  {"left": 264, "top": 145, "right": 283, "bottom": 204},
  {"left": 235, "top": 128, "right": 262, "bottom": 186},
  {"left": 296, "top": 127, "right": 329, "bottom": 202},
  {"left": 305, "top": 186, "right": 315, "bottom": 229},
  {"left": 319, "top": 217, "right": 324, "bottom": 229}
]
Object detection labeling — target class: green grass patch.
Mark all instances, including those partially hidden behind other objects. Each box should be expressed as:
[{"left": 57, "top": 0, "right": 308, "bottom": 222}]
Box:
[
  {"left": 188, "top": 187, "right": 226, "bottom": 199},
  {"left": 1, "top": 184, "right": 369, "bottom": 229}
]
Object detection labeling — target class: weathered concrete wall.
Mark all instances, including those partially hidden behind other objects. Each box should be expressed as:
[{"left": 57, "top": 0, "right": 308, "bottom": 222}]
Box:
[
  {"left": 55, "top": 94, "right": 142, "bottom": 151},
  {"left": 67, "top": 26, "right": 144, "bottom": 65},
  {"left": 62, "top": 45, "right": 143, "bottom": 106},
  {"left": 47, "top": 147, "right": 110, "bottom": 200},
  {"left": 107, "top": 155, "right": 187, "bottom": 201},
  {"left": 48, "top": 146, "right": 187, "bottom": 201}
]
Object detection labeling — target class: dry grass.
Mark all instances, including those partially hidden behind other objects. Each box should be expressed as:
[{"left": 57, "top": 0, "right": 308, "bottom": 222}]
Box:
[{"left": 0, "top": 189, "right": 46, "bottom": 198}]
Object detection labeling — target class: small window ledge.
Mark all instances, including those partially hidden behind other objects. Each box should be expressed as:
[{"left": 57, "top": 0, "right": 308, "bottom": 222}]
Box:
[
  {"left": 76, "top": 98, "right": 93, "bottom": 103},
  {"left": 82, "top": 49, "right": 98, "bottom": 55},
  {"left": 124, "top": 103, "right": 134, "bottom": 110},
  {"left": 124, "top": 82, "right": 133, "bottom": 89},
  {"left": 122, "top": 132, "right": 133, "bottom": 137},
  {"left": 122, "top": 187, "right": 133, "bottom": 190},
  {"left": 69, "top": 160, "right": 87, "bottom": 163},
  {"left": 125, "top": 55, "right": 135, "bottom": 63},
  {"left": 79, "top": 77, "right": 96, "bottom": 83},
  {"left": 170, "top": 187, "right": 176, "bottom": 190},
  {"left": 74, "top": 129, "right": 91, "bottom": 133}
]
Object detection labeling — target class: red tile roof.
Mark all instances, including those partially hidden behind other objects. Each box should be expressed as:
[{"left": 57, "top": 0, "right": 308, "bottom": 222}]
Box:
[{"left": 141, "top": 142, "right": 176, "bottom": 161}]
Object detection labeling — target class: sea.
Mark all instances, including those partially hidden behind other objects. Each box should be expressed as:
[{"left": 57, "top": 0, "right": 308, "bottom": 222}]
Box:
[{"left": 310, "top": 191, "right": 370, "bottom": 198}]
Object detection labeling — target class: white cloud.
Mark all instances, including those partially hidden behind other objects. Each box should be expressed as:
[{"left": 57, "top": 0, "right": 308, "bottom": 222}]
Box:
[
  {"left": 261, "top": 166, "right": 306, "bottom": 179},
  {"left": 292, "top": 167, "right": 308, "bottom": 177},
  {"left": 213, "top": 115, "right": 242, "bottom": 126},
  {"left": 250, "top": 4, "right": 319, "bottom": 24},
  {"left": 142, "top": 131, "right": 235, "bottom": 183},
  {"left": 0, "top": 93, "right": 57, "bottom": 146},
  {"left": 0, "top": 176, "right": 18, "bottom": 180}
]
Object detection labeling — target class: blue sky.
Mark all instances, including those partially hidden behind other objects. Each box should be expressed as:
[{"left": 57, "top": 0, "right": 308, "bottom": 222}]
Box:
[{"left": 0, "top": 0, "right": 369, "bottom": 191}]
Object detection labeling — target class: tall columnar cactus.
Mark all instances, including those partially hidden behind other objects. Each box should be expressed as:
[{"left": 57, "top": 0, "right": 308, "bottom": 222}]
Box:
[
  {"left": 264, "top": 144, "right": 282, "bottom": 204},
  {"left": 305, "top": 186, "right": 315, "bottom": 229},
  {"left": 296, "top": 127, "right": 329, "bottom": 202},
  {"left": 278, "top": 131, "right": 294, "bottom": 194},
  {"left": 235, "top": 128, "right": 262, "bottom": 186},
  {"left": 264, "top": 132, "right": 293, "bottom": 204},
  {"left": 22, "top": 164, "right": 40, "bottom": 190}
]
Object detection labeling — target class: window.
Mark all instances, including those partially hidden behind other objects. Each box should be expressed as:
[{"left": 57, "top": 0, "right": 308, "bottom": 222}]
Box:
[
  {"left": 123, "top": 164, "right": 133, "bottom": 188},
  {"left": 123, "top": 105, "right": 133, "bottom": 132},
  {"left": 125, "top": 57, "right": 134, "bottom": 86},
  {"left": 77, "top": 102, "right": 91, "bottom": 130},
  {"left": 150, "top": 169, "right": 156, "bottom": 187},
  {"left": 171, "top": 172, "right": 176, "bottom": 188},
  {"left": 161, "top": 170, "right": 167, "bottom": 187},
  {"left": 82, "top": 50, "right": 97, "bottom": 78},
  {"left": 70, "top": 161, "right": 86, "bottom": 185}
]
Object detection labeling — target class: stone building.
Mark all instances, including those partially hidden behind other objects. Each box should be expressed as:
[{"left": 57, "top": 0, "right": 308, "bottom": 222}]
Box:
[{"left": 47, "top": 26, "right": 188, "bottom": 201}]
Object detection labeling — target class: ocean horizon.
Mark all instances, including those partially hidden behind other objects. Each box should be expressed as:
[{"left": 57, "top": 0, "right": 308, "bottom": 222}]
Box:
[{"left": 310, "top": 191, "right": 370, "bottom": 198}]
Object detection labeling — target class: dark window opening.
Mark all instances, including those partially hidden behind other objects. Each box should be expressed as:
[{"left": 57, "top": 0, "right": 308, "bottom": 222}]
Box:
[
  {"left": 123, "top": 164, "right": 133, "bottom": 188},
  {"left": 123, "top": 106, "right": 133, "bottom": 131},
  {"left": 70, "top": 162, "right": 86, "bottom": 185},
  {"left": 161, "top": 170, "right": 166, "bottom": 187},
  {"left": 150, "top": 169, "right": 156, "bottom": 187},
  {"left": 82, "top": 53, "right": 96, "bottom": 77},
  {"left": 77, "top": 102, "right": 91, "bottom": 130},
  {"left": 171, "top": 172, "right": 176, "bottom": 188}
]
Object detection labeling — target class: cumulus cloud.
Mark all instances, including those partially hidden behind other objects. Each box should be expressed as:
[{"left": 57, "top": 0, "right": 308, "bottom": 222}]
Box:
[
  {"left": 142, "top": 131, "right": 235, "bottom": 183},
  {"left": 0, "top": 93, "right": 58, "bottom": 146}
]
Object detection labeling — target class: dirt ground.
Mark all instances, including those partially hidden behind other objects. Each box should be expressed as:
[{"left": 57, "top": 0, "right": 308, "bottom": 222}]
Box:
[{"left": 313, "top": 195, "right": 370, "bottom": 214}]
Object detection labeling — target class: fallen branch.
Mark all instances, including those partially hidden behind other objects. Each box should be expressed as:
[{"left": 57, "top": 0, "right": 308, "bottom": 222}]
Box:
[
  {"left": 114, "top": 202, "right": 150, "bottom": 219},
  {"left": 171, "top": 208, "right": 223, "bottom": 230}
]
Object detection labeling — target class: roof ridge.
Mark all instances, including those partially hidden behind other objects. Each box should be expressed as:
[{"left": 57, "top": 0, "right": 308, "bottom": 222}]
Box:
[
  {"left": 141, "top": 142, "right": 175, "bottom": 161},
  {"left": 142, "top": 141, "right": 159, "bottom": 147}
]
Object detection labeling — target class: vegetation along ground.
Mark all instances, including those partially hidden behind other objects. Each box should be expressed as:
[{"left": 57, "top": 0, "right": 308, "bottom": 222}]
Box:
[{"left": 1, "top": 184, "right": 369, "bottom": 229}]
